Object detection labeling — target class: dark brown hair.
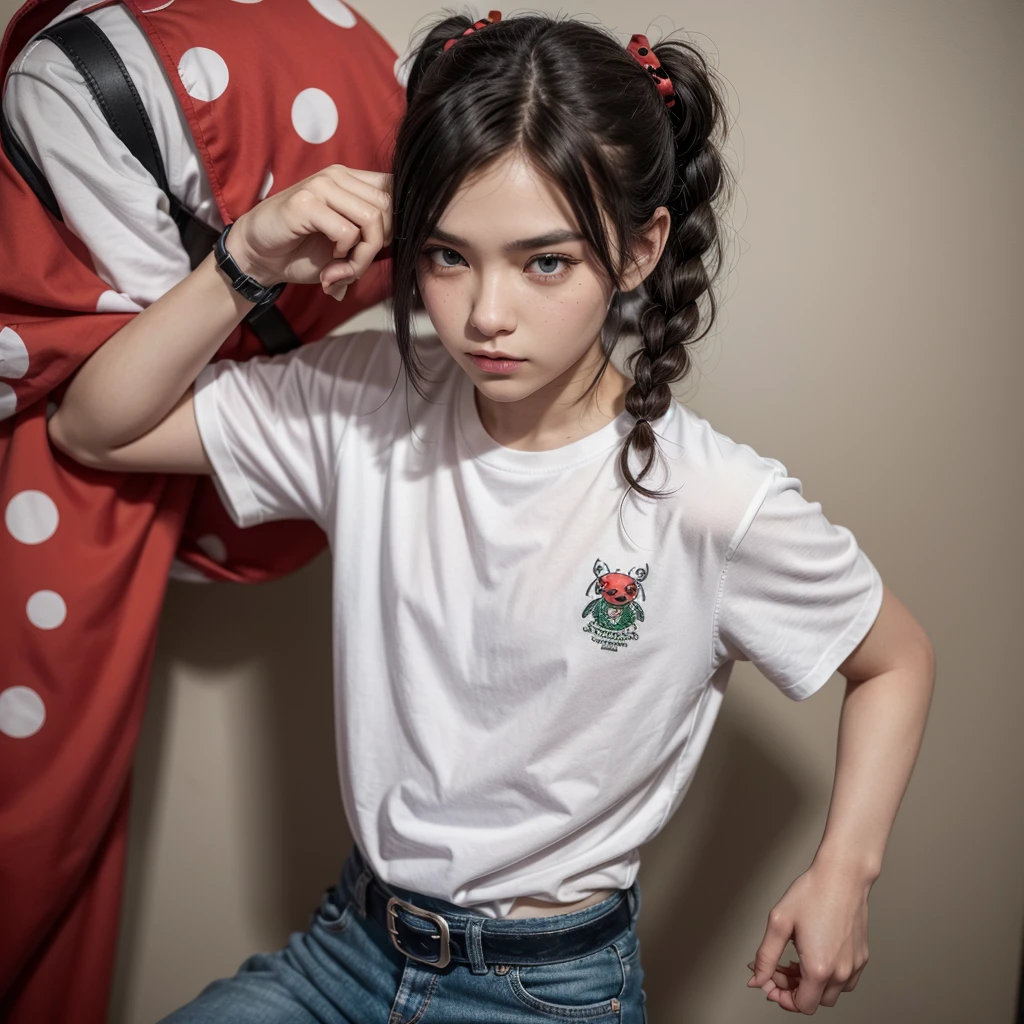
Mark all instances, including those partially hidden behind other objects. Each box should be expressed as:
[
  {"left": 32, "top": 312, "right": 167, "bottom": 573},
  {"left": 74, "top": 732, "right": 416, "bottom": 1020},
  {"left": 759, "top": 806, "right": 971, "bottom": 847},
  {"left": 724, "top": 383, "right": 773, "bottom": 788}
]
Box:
[{"left": 391, "top": 11, "right": 731, "bottom": 497}]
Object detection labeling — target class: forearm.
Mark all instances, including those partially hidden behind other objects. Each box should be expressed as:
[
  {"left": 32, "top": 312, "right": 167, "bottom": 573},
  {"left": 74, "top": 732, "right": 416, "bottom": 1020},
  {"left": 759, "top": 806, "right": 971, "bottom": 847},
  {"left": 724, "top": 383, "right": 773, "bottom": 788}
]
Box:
[
  {"left": 51, "top": 251, "right": 252, "bottom": 455},
  {"left": 811, "top": 652, "right": 935, "bottom": 882}
]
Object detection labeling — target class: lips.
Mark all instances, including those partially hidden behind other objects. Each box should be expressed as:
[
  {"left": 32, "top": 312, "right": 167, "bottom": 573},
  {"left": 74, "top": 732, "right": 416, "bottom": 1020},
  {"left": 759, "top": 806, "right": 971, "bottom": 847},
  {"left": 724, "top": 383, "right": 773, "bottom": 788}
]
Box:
[
  {"left": 468, "top": 351, "right": 525, "bottom": 374},
  {"left": 469, "top": 350, "right": 520, "bottom": 361}
]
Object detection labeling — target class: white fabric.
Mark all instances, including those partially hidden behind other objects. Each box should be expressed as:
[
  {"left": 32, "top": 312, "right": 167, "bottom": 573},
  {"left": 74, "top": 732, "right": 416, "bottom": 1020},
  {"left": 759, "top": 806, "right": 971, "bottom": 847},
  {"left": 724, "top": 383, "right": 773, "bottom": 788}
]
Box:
[
  {"left": 192, "top": 328, "right": 885, "bottom": 918},
  {"left": 2, "top": 1, "right": 221, "bottom": 308},
  {"left": 4, "top": 1, "right": 224, "bottom": 581}
]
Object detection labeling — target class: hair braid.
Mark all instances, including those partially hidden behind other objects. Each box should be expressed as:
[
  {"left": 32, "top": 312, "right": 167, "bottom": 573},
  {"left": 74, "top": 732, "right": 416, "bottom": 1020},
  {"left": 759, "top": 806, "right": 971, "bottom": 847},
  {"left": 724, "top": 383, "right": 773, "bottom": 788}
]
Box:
[
  {"left": 390, "top": 16, "right": 732, "bottom": 500},
  {"left": 619, "top": 40, "right": 730, "bottom": 498}
]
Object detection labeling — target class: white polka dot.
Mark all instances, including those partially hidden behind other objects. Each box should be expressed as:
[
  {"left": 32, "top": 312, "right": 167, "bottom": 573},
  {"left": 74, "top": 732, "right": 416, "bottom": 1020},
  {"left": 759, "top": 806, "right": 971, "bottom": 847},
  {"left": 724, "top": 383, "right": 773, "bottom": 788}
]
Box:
[
  {"left": 196, "top": 533, "right": 227, "bottom": 563},
  {"left": 230, "top": 0, "right": 263, "bottom": 3},
  {"left": 394, "top": 54, "right": 412, "bottom": 88},
  {"left": 178, "top": 47, "right": 230, "bottom": 103},
  {"left": 0, "top": 326, "right": 29, "bottom": 378},
  {"left": 0, "top": 383, "right": 15, "bottom": 421},
  {"left": 291, "top": 88, "right": 338, "bottom": 144},
  {"left": 5, "top": 490, "right": 59, "bottom": 545},
  {"left": 307, "top": 0, "right": 356, "bottom": 28},
  {"left": 258, "top": 169, "right": 274, "bottom": 200},
  {"left": 169, "top": 558, "right": 212, "bottom": 584},
  {"left": 26, "top": 590, "right": 67, "bottom": 630},
  {"left": 0, "top": 687, "right": 46, "bottom": 739},
  {"left": 96, "top": 290, "right": 143, "bottom": 313}
]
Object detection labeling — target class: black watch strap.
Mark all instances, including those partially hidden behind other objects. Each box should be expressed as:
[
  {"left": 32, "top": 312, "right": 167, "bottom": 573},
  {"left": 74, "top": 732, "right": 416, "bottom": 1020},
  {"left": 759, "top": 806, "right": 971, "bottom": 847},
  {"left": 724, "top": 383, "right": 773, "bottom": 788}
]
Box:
[{"left": 214, "top": 223, "right": 285, "bottom": 307}]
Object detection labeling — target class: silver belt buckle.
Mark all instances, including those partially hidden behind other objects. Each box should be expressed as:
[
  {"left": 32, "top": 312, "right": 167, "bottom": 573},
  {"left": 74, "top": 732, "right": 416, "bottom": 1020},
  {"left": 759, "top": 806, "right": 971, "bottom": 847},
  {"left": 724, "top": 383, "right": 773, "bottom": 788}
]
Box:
[{"left": 386, "top": 895, "right": 452, "bottom": 969}]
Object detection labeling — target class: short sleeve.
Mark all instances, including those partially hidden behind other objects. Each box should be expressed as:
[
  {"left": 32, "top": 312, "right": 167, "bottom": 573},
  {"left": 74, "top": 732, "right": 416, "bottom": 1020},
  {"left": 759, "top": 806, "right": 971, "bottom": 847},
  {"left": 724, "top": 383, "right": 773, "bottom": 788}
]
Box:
[
  {"left": 192, "top": 330, "right": 397, "bottom": 530},
  {"left": 3, "top": 30, "right": 193, "bottom": 307},
  {"left": 713, "top": 467, "right": 884, "bottom": 700}
]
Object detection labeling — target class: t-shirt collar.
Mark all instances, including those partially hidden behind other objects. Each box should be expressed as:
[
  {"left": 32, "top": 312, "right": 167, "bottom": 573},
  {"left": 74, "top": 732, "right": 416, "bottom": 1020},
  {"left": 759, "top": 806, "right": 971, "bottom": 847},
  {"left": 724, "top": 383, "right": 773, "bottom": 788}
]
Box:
[{"left": 455, "top": 367, "right": 675, "bottom": 474}]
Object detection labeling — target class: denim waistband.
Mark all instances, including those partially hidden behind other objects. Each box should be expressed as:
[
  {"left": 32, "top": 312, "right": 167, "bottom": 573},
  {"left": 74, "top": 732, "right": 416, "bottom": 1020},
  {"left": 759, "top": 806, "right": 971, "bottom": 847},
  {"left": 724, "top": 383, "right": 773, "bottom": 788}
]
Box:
[{"left": 338, "top": 843, "right": 641, "bottom": 934}]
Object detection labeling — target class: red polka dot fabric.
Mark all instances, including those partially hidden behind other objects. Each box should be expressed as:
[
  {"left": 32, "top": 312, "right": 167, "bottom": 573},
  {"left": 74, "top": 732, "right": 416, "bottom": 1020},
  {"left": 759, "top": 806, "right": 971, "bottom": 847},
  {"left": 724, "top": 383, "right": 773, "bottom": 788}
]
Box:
[{"left": 0, "top": 1, "right": 404, "bottom": 1019}]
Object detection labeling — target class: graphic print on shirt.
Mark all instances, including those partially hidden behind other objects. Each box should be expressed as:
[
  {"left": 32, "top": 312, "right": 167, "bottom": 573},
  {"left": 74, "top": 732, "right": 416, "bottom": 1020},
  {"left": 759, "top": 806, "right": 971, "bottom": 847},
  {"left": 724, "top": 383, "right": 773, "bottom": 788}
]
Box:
[{"left": 581, "top": 559, "right": 649, "bottom": 651}]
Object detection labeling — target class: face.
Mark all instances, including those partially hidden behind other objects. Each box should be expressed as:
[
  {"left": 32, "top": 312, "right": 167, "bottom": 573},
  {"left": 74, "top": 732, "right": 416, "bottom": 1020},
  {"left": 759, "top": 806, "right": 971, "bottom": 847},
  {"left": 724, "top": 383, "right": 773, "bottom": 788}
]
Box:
[
  {"left": 598, "top": 572, "right": 639, "bottom": 605},
  {"left": 415, "top": 150, "right": 622, "bottom": 406}
]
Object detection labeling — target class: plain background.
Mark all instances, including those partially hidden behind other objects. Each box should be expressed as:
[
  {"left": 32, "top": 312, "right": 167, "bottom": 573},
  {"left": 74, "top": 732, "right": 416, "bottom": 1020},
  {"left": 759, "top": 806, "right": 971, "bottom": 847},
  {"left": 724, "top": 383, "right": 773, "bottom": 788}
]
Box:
[{"left": 2, "top": 1, "right": 1022, "bottom": 1022}]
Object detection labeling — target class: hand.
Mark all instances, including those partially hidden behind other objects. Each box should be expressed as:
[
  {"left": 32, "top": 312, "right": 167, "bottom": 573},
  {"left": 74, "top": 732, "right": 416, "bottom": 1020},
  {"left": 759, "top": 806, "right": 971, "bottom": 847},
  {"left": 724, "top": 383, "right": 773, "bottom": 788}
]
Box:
[
  {"left": 226, "top": 165, "right": 392, "bottom": 301},
  {"left": 746, "top": 862, "right": 872, "bottom": 1013}
]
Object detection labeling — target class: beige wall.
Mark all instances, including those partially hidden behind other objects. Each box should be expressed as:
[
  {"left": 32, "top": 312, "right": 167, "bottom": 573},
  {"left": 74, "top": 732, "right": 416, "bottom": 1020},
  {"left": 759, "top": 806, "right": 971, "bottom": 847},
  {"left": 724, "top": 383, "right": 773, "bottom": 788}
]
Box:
[{"left": 3, "top": 1, "right": 1022, "bottom": 1022}]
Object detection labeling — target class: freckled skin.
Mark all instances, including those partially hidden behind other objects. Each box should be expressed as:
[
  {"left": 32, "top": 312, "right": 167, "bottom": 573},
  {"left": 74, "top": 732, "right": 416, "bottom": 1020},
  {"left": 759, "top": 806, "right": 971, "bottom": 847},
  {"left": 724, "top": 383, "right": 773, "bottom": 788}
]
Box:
[
  {"left": 415, "top": 150, "right": 671, "bottom": 452},
  {"left": 416, "top": 150, "right": 611, "bottom": 404}
]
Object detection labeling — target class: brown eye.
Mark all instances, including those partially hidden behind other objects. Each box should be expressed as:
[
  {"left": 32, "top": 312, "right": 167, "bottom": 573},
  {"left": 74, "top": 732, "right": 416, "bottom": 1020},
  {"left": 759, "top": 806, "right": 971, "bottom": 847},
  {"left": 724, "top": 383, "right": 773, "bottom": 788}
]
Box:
[{"left": 626, "top": 584, "right": 637, "bottom": 596}]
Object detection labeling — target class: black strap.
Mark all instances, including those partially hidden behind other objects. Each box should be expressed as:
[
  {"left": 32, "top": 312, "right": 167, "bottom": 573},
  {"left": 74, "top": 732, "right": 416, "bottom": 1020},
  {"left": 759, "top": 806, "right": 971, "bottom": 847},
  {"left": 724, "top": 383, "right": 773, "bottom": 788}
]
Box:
[
  {"left": 41, "top": 14, "right": 172, "bottom": 198},
  {"left": 0, "top": 107, "right": 61, "bottom": 219},
  {"left": 2, "top": 13, "right": 301, "bottom": 354},
  {"left": 244, "top": 303, "right": 302, "bottom": 355}
]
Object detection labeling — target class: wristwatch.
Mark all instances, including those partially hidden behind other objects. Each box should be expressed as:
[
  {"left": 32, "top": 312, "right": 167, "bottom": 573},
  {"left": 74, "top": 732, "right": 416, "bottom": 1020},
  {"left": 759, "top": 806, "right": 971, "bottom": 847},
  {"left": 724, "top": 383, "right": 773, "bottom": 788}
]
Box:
[{"left": 213, "top": 223, "right": 286, "bottom": 308}]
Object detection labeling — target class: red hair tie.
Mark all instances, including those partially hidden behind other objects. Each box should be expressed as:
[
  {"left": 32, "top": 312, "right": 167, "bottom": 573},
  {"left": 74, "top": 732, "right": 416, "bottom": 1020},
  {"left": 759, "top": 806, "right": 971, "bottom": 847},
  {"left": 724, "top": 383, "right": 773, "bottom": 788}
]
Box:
[
  {"left": 626, "top": 34, "right": 676, "bottom": 110},
  {"left": 444, "top": 10, "right": 502, "bottom": 51}
]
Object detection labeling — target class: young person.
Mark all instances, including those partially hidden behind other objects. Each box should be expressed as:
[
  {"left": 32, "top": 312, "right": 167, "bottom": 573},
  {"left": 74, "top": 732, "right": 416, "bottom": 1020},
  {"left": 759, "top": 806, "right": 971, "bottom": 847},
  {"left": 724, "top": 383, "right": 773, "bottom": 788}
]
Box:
[{"left": 48, "top": 10, "right": 935, "bottom": 1022}]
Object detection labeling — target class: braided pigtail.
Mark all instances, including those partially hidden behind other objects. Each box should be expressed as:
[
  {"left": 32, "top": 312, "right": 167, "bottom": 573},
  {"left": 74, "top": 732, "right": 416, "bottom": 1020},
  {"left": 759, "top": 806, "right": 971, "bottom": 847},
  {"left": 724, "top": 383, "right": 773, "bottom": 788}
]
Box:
[
  {"left": 391, "top": 15, "right": 732, "bottom": 483},
  {"left": 619, "top": 40, "right": 731, "bottom": 498}
]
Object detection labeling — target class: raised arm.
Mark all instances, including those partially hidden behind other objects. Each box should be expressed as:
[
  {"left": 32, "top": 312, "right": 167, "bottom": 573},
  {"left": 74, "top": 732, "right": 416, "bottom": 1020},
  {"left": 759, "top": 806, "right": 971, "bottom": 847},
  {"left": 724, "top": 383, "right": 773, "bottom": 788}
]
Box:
[{"left": 48, "top": 165, "right": 391, "bottom": 474}]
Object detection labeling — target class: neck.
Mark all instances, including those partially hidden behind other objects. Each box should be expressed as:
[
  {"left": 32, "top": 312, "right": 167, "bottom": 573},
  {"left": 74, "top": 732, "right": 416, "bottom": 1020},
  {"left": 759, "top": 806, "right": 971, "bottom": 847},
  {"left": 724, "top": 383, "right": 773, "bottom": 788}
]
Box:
[{"left": 474, "top": 337, "right": 632, "bottom": 452}]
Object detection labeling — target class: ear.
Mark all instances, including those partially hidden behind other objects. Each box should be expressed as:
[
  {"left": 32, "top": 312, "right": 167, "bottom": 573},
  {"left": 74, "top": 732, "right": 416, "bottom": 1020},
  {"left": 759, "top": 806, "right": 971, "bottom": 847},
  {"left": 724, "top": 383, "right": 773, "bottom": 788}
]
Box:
[{"left": 619, "top": 206, "right": 671, "bottom": 292}]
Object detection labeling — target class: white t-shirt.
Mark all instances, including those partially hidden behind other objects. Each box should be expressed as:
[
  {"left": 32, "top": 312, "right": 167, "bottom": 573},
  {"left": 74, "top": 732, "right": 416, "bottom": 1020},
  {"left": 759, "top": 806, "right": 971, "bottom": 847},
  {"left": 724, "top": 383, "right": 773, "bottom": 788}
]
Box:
[
  {"left": 193, "top": 328, "right": 884, "bottom": 918},
  {"left": 2, "top": 1, "right": 220, "bottom": 310}
]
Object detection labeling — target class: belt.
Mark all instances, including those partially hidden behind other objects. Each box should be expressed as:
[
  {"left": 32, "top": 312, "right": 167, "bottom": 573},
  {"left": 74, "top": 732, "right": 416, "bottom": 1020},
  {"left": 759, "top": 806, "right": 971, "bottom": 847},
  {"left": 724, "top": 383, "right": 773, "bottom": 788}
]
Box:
[{"left": 359, "top": 873, "right": 632, "bottom": 970}]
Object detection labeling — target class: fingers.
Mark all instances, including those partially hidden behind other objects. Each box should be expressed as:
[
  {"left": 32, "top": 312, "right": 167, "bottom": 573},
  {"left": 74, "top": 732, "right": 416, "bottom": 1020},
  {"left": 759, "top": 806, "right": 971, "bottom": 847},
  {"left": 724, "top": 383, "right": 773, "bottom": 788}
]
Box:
[
  {"left": 843, "top": 963, "right": 866, "bottom": 991},
  {"left": 343, "top": 166, "right": 392, "bottom": 201},
  {"left": 317, "top": 165, "right": 393, "bottom": 252},
  {"left": 322, "top": 274, "right": 349, "bottom": 302},
  {"left": 284, "top": 190, "right": 365, "bottom": 264},
  {"left": 765, "top": 987, "right": 801, "bottom": 1012},
  {"left": 749, "top": 911, "right": 792, "bottom": 988},
  {"left": 819, "top": 977, "right": 846, "bottom": 1008},
  {"left": 299, "top": 180, "right": 381, "bottom": 257},
  {"left": 750, "top": 957, "right": 863, "bottom": 1012},
  {"left": 791, "top": 964, "right": 828, "bottom": 1014},
  {"left": 243, "top": 164, "right": 391, "bottom": 287},
  {"left": 308, "top": 179, "right": 390, "bottom": 279},
  {"left": 747, "top": 959, "right": 800, "bottom": 991}
]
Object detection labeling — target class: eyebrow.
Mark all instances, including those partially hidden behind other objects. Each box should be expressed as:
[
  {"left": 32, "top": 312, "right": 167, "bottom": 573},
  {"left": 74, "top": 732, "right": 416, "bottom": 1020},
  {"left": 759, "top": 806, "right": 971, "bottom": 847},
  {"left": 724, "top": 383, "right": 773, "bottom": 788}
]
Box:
[{"left": 427, "top": 227, "right": 586, "bottom": 253}]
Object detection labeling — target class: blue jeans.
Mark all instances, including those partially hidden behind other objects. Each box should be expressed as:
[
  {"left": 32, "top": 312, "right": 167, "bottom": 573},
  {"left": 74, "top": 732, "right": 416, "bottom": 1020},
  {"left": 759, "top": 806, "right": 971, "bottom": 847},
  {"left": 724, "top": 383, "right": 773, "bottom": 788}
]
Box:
[{"left": 158, "top": 845, "right": 649, "bottom": 1023}]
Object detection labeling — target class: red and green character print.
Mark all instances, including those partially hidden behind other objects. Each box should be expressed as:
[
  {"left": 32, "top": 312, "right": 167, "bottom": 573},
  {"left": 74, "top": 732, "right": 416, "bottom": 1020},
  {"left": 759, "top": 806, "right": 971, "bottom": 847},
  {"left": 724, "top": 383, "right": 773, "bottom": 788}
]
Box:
[{"left": 582, "top": 559, "right": 649, "bottom": 651}]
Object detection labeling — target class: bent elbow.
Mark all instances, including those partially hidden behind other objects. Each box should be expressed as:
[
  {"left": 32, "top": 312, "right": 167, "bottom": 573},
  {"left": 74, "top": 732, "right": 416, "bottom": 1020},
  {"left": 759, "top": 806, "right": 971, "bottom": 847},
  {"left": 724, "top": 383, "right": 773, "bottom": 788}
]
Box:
[{"left": 47, "top": 413, "right": 113, "bottom": 470}]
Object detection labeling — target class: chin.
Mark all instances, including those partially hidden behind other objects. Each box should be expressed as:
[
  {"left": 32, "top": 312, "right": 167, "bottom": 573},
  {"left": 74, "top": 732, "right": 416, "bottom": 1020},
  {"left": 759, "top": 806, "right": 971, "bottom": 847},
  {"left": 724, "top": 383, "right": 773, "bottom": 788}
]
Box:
[{"left": 464, "top": 368, "right": 545, "bottom": 403}]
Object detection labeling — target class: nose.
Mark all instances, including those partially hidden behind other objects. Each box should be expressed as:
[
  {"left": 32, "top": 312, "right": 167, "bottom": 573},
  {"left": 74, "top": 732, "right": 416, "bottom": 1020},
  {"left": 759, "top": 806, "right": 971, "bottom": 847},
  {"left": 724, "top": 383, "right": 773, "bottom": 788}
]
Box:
[{"left": 468, "top": 268, "right": 517, "bottom": 337}]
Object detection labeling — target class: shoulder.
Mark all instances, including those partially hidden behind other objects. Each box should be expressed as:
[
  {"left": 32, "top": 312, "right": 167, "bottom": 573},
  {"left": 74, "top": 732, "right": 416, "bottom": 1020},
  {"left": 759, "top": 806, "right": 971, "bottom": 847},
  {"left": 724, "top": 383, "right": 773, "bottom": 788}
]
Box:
[
  {"left": 662, "top": 400, "right": 792, "bottom": 551},
  {"left": 5, "top": 4, "right": 138, "bottom": 86},
  {"left": 204, "top": 328, "right": 460, "bottom": 416},
  {"left": 248, "top": 327, "right": 406, "bottom": 403},
  {"left": 3, "top": 6, "right": 146, "bottom": 136}
]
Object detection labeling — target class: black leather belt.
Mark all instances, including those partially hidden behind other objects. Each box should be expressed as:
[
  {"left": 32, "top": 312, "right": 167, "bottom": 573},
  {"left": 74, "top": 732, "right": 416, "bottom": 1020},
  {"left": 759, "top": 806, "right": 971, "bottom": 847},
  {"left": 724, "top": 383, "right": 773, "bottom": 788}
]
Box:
[{"left": 361, "top": 874, "right": 632, "bottom": 970}]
